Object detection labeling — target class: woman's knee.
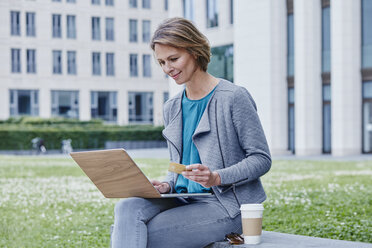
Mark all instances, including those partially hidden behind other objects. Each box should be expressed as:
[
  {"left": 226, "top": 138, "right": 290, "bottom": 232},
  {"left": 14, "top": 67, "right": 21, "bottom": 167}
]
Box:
[{"left": 114, "top": 197, "right": 147, "bottom": 217}]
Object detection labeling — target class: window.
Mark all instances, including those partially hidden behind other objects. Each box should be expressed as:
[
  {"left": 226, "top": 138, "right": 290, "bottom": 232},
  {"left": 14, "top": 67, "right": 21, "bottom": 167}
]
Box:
[
  {"left": 163, "top": 92, "right": 169, "bottom": 103},
  {"left": 105, "top": 0, "right": 114, "bottom": 6},
  {"left": 52, "top": 14, "right": 62, "bottom": 38},
  {"left": 322, "top": 7, "right": 330, "bottom": 73},
  {"left": 9, "top": 90, "right": 39, "bottom": 116},
  {"left": 10, "top": 11, "right": 20, "bottom": 36},
  {"left": 142, "top": 0, "right": 151, "bottom": 9},
  {"left": 26, "top": 12, "right": 36, "bottom": 37},
  {"left": 92, "top": 52, "right": 101, "bottom": 75},
  {"left": 206, "top": 0, "right": 218, "bottom": 28},
  {"left": 128, "top": 92, "right": 153, "bottom": 123},
  {"left": 11, "top": 48, "right": 21, "bottom": 73},
  {"left": 52, "top": 0, "right": 61, "bottom": 2},
  {"left": 105, "top": 18, "right": 114, "bottom": 41},
  {"left": 26, "top": 49, "right": 36, "bottom": 74},
  {"left": 208, "top": 44, "right": 234, "bottom": 83},
  {"left": 106, "top": 53, "right": 115, "bottom": 76},
  {"left": 322, "top": 84, "right": 331, "bottom": 153},
  {"left": 183, "top": 0, "right": 194, "bottom": 21},
  {"left": 53, "top": 50, "right": 62, "bottom": 74},
  {"left": 230, "top": 0, "right": 234, "bottom": 24},
  {"left": 130, "top": 54, "right": 138, "bottom": 77},
  {"left": 67, "top": 15, "right": 76, "bottom": 39},
  {"left": 67, "top": 51, "right": 77, "bottom": 75},
  {"left": 129, "top": 0, "right": 137, "bottom": 8},
  {"left": 143, "top": 54, "right": 151, "bottom": 77},
  {"left": 288, "top": 87, "right": 295, "bottom": 153},
  {"left": 92, "top": 17, "right": 101, "bottom": 40},
  {"left": 51, "top": 90, "right": 79, "bottom": 119},
  {"left": 67, "top": 0, "right": 76, "bottom": 3},
  {"left": 363, "top": 81, "right": 372, "bottom": 153},
  {"left": 362, "top": 0, "right": 372, "bottom": 68},
  {"left": 91, "top": 91, "right": 117, "bottom": 122},
  {"left": 287, "top": 13, "right": 294, "bottom": 76},
  {"left": 164, "top": 0, "right": 168, "bottom": 11},
  {"left": 92, "top": 0, "right": 100, "bottom": 5},
  {"left": 142, "top": 20, "right": 151, "bottom": 43},
  {"left": 129, "top": 19, "right": 138, "bottom": 42}
]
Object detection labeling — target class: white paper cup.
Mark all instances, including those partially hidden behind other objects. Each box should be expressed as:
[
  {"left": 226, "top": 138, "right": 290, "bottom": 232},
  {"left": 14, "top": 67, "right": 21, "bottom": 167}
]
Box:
[{"left": 240, "top": 204, "right": 264, "bottom": 244}]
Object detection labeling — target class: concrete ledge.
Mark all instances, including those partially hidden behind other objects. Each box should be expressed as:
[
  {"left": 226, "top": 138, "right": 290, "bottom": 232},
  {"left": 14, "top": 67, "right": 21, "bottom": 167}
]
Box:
[{"left": 206, "top": 231, "right": 372, "bottom": 248}]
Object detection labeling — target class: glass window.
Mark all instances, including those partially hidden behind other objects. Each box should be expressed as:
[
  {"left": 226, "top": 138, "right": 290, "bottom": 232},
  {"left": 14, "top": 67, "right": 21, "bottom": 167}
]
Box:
[
  {"left": 143, "top": 54, "right": 151, "bottom": 77},
  {"left": 287, "top": 14, "right": 294, "bottom": 76},
  {"left": 92, "top": 0, "right": 100, "bottom": 5},
  {"left": 142, "top": 20, "right": 151, "bottom": 43},
  {"left": 106, "top": 0, "right": 114, "bottom": 6},
  {"left": 230, "top": 0, "right": 234, "bottom": 24},
  {"left": 9, "top": 90, "right": 39, "bottom": 116},
  {"left": 129, "top": 0, "right": 137, "bottom": 8},
  {"left": 208, "top": 44, "right": 234, "bottom": 82},
  {"left": 142, "top": 0, "right": 151, "bottom": 9},
  {"left": 362, "top": 0, "right": 372, "bottom": 68},
  {"left": 130, "top": 54, "right": 138, "bottom": 77},
  {"left": 10, "top": 11, "right": 20, "bottom": 36},
  {"left": 164, "top": 0, "right": 168, "bottom": 11},
  {"left": 322, "top": 7, "right": 330, "bottom": 73},
  {"left": 67, "top": 15, "right": 76, "bottom": 39},
  {"left": 129, "top": 19, "right": 138, "bottom": 42},
  {"left": 26, "top": 12, "right": 36, "bottom": 37},
  {"left": 163, "top": 92, "right": 169, "bottom": 103},
  {"left": 67, "top": 0, "right": 76, "bottom": 3},
  {"left": 11, "top": 48, "right": 21, "bottom": 73},
  {"left": 92, "top": 17, "right": 101, "bottom": 40},
  {"left": 91, "top": 91, "right": 117, "bottom": 122},
  {"left": 67, "top": 51, "right": 77, "bottom": 75},
  {"left": 106, "top": 53, "right": 115, "bottom": 76},
  {"left": 52, "top": 14, "right": 62, "bottom": 38},
  {"left": 105, "top": 18, "right": 114, "bottom": 41},
  {"left": 206, "top": 0, "right": 218, "bottom": 28},
  {"left": 51, "top": 90, "right": 79, "bottom": 119},
  {"left": 53, "top": 50, "right": 62, "bottom": 74},
  {"left": 183, "top": 0, "right": 194, "bottom": 21},
  {"left": 322, "top": 84, "right": 331, "bottom": 153},
  {"left": 92, "top": 52, "right": 101, "bottom": 75},
  {"left": 288, "top": 87, "right": 295, "bottom": 152},
  {"left": 128, "top": 92, "right": 153, "bottom": 123},
  {"left": 26, "top": 49, "right": 36, "bottom": 74},
  {"left": 363, "top": 81, "right": 372, "bottom": 152}
]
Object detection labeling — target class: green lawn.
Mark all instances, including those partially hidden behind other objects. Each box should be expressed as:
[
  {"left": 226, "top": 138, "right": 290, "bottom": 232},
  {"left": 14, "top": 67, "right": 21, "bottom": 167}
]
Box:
[{"left": 0, "top": 156, "right": 371, "bottom": 247}]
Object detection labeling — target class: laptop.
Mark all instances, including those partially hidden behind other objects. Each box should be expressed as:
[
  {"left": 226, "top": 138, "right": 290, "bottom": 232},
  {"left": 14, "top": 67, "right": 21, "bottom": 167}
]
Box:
[{"left": 70, "top": 148, "right": 212, "bottom": 198}]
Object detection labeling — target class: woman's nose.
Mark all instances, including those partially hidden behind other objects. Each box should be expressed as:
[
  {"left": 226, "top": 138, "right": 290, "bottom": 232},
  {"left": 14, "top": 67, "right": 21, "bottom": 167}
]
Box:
[{"left": 163, "top": 63, "right": 173, "bottom": 74}]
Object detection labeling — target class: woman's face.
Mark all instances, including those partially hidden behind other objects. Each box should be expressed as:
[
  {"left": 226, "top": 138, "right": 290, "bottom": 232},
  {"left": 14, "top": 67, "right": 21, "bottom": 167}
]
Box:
[{"left": 154, "top": 43, "right": 198, "bottom": 85}]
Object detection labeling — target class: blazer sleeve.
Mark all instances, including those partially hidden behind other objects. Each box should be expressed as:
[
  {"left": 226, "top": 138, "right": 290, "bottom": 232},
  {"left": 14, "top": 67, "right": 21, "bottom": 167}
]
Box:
[{"left": 215, "top": 86, "right": 272, "bottom": 186}]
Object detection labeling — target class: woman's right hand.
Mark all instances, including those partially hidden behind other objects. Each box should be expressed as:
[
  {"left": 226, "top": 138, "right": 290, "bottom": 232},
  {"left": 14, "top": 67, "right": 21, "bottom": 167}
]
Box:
[{"left": 151, "top": 180, "right": 171, "bottom": 193}]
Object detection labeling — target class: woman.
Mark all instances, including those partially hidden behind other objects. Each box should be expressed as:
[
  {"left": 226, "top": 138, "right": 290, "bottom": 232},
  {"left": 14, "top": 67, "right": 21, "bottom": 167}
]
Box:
[{"left": 112, "top": 17, "right": 271, "bottom": 248}]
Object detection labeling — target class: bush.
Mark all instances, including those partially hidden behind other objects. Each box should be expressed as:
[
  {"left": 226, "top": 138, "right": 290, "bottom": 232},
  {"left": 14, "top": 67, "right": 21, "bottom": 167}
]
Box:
[{"left": 0, "top": 117, "right": 164, "bottom": 150}]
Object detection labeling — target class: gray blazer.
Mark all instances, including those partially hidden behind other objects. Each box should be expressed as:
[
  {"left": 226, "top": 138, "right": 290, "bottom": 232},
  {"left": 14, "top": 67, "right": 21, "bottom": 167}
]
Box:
[{"left": 162, "top": 79, "right": 271, "bottom": 218}]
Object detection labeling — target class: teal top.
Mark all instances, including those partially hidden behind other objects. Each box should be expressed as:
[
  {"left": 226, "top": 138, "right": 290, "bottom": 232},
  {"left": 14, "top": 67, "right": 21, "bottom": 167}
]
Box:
[{"left": 175, "top": 86, "right": 216, "bottom": 193}]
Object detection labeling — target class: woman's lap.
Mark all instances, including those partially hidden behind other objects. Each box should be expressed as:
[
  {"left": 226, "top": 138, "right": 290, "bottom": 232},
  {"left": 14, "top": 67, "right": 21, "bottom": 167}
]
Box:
[
  {"left": 113, "top": 196, "right": 241, "bottom": 248},
  {"left": 147, "top": 197, "right": 241, "bottom": 248}
]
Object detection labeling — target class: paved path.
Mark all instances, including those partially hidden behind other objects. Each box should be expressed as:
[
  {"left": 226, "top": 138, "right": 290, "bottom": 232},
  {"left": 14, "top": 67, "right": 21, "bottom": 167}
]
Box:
[{"left": 207, "top": 231, "right": 372, "bottom": 248}]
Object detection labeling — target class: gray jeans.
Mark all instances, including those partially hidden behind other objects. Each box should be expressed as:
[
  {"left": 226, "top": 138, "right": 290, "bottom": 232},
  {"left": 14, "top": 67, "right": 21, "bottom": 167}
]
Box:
[{"left": 111, "top": 195, "right": 242, "bottom": 248}]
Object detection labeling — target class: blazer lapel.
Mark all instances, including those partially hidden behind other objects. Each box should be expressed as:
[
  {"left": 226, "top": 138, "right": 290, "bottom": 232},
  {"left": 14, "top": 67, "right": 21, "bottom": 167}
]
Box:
[{"left": 162, "top": 98, "right": 183, "bottom": 159}]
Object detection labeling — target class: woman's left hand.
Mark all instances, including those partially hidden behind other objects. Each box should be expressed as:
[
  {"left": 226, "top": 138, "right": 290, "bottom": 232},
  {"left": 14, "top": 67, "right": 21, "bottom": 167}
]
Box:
[{"left": 182, "top": 164, "right": 221, "bottom": 188}]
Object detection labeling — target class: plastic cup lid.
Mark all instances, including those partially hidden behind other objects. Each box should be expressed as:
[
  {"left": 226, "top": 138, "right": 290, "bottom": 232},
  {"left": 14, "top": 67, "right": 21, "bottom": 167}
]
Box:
[{"left": 240, "top": 204, "right": 264, "bottom": 211}]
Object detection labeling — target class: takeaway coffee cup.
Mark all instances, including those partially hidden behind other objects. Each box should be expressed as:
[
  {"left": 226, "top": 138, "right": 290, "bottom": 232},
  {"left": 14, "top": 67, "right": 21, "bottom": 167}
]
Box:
[{"left": 240, "top": 204, "right": 264, "bottom": 244}]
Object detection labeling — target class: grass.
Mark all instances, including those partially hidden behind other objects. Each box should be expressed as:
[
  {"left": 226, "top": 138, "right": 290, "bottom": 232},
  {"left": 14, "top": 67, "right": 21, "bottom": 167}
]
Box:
[{"left": 0, "top": 156, "right": 371, "bottom": 247}]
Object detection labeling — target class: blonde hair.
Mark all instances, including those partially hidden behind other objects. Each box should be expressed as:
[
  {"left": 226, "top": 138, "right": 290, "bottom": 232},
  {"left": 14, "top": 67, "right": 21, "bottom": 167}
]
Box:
[{"left": 150, "top": 17, "right": 211, "bottom": 72}]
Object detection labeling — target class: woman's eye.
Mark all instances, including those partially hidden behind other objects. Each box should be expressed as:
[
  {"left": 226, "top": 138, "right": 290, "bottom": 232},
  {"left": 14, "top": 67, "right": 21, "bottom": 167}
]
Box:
[{"left": 170, "top": 58, "right": 178, "bottom": 62}]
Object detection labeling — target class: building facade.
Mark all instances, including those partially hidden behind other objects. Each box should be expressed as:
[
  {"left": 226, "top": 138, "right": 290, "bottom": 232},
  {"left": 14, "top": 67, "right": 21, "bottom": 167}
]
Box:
[
  {"left": 168, "top": 0, "right": 371, "bottom": 156},
  {"left": 0, "top": 0, "right": 169, "bottom": 125}
]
